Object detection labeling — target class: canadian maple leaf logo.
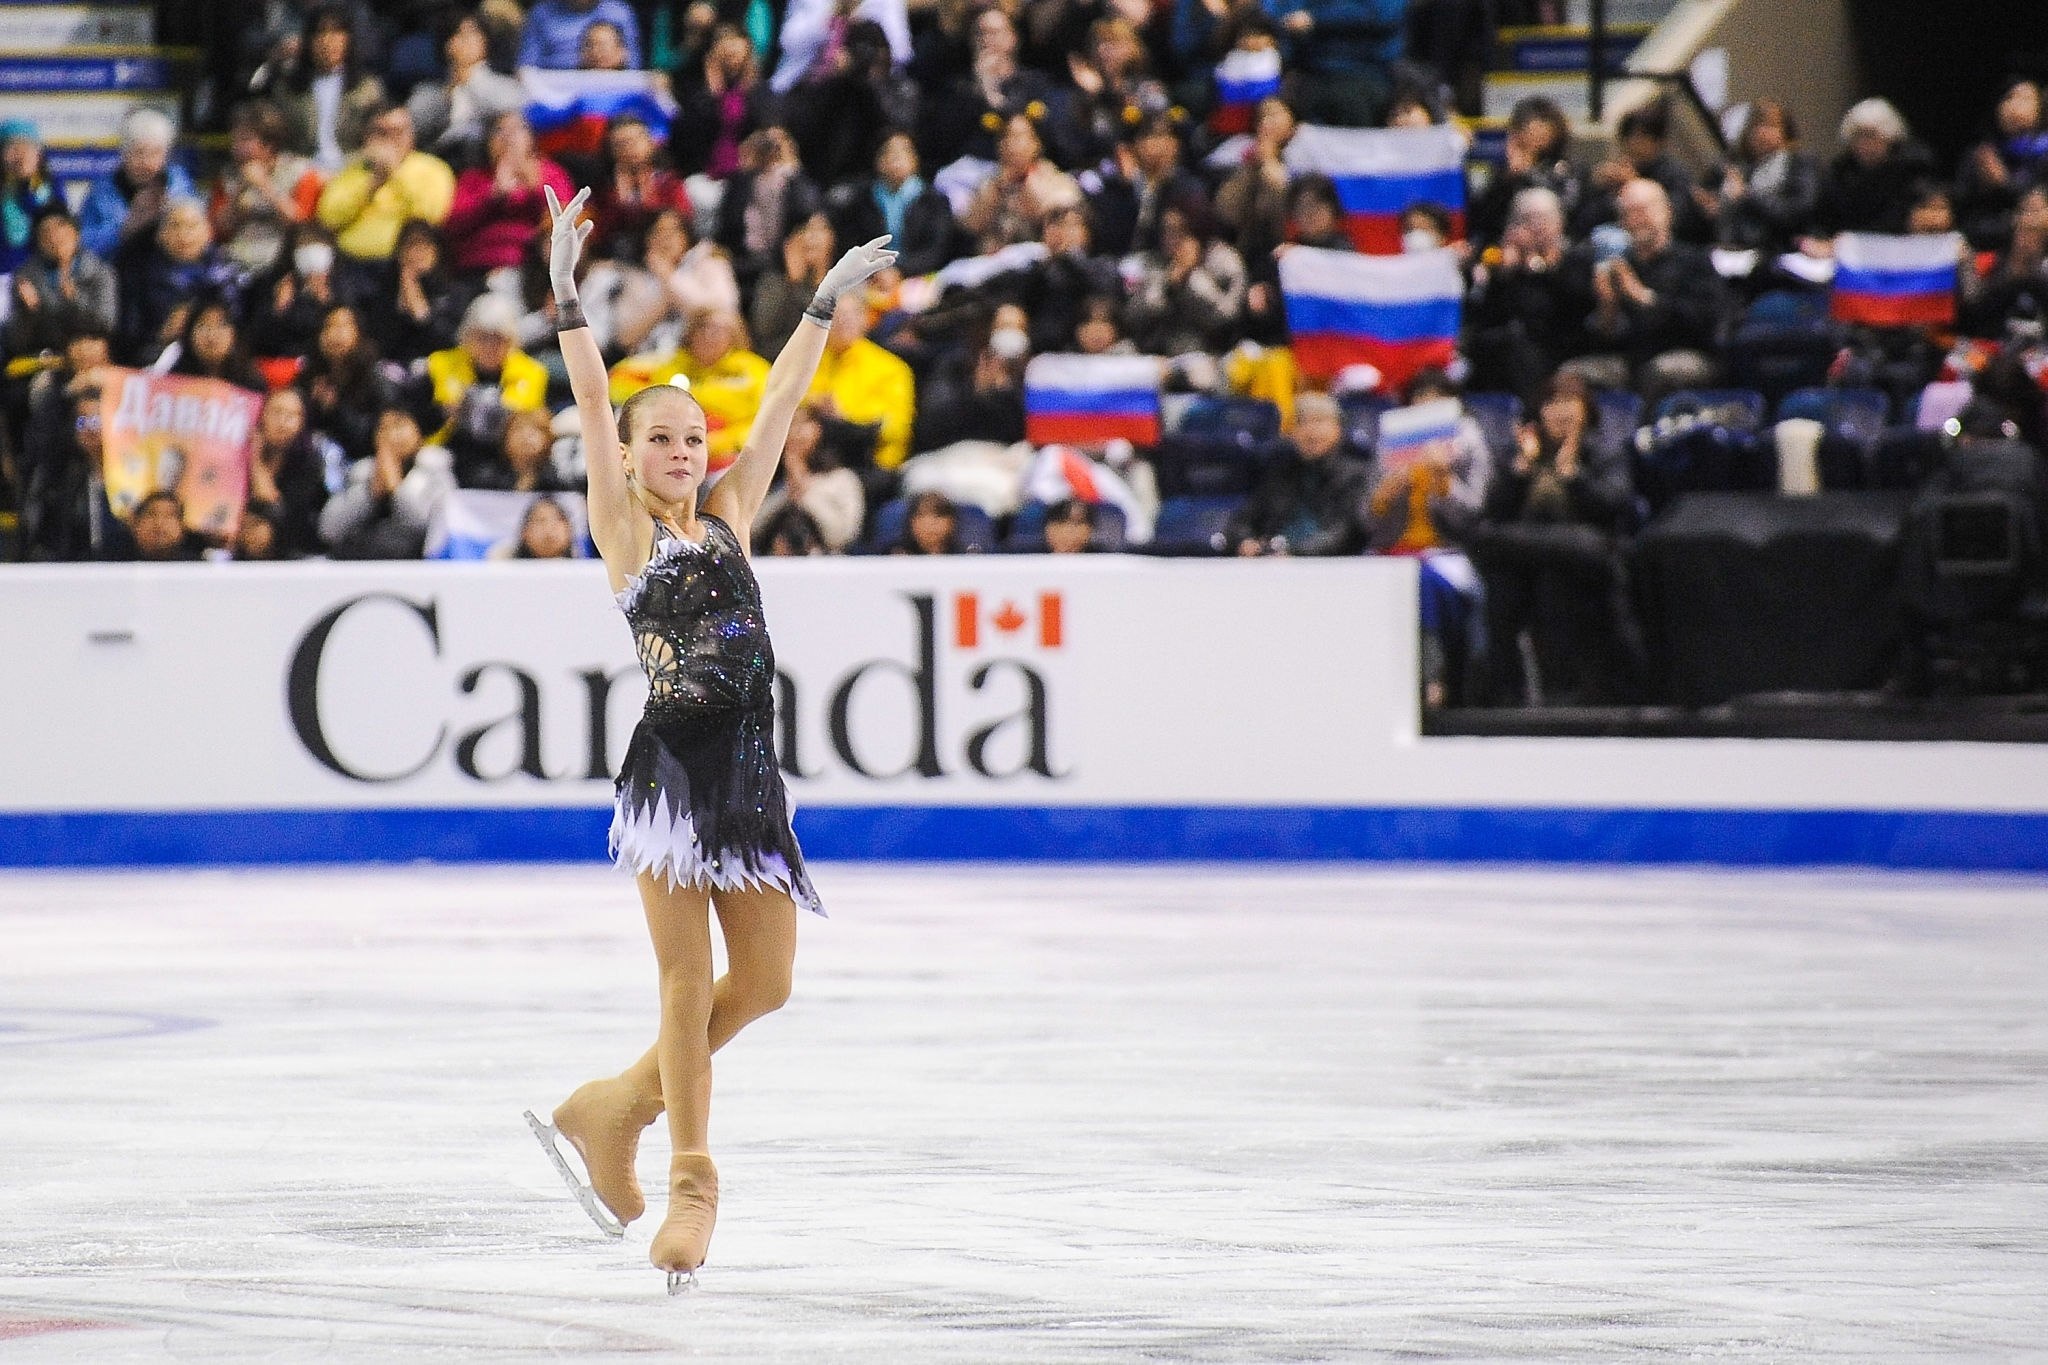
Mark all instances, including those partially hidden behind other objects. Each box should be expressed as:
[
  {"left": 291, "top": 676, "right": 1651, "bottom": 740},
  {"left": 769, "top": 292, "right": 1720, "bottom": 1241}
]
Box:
[{"left": 954, "top": 592, "right": 1063, "bottom": 649}]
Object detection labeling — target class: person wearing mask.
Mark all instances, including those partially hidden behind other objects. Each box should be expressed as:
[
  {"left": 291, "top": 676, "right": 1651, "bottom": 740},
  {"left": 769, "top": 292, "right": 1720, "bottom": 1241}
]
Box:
[
  {"left": 3, "top": 204, "right": 118, "bottom": 361},
  {"left": 315, "top": 104, "right": 456, "bottom": 278},
  {"left": 520, "top": 0, "right": 643, "bottom": 69},
  {"left": 245, "top": 385, "right": 338, "bottom": 557},
  {"left": 588, "top": 115, "right": 694, "bottom": 260},
  {"left": 825, "top": 131, "right": 958, "bottom": 279},
  {"left": 358, "top": 218, "right": 464, "bottom": 364},
  {"left": 244, "top": 222, "right": 344, "bottom": 361},
  {"left": 209, "top": 100, "right": 326, "bottom": 275},
  {"left": 805, "top": 293, "right": 915, "bottom": 469},
  {"left": 407, "top": 11, "right": 527, "bottom": 166},
  {"left": 442, "top": 110, "right": 574, "bottom": 278},
  {"left": 1574, "top": 177, "right": 1727, "bottom": 401},
  {"left": 1225, "top": 392, "right": 1373, "bottom": 555},
  {"left": 423, "top": 293, "right": 552, "bottom": 482},
  {"left": 910, "top": 322, "right": 1025, "bottom": 453},
  {"left": 276, "top": 4, "right": 387, "bottom": 173},
  {"left": 0, "top": 119, "right": 58, "bottom": 274},
  {"left": 77, "top": 109, "right": 197, "bottom": 263},
  {"left": 1695, "top": 98, "right": 1820, "bottom": 255},
  {"left": 318, "top": 403, "right": 456, "bottom": 558}
]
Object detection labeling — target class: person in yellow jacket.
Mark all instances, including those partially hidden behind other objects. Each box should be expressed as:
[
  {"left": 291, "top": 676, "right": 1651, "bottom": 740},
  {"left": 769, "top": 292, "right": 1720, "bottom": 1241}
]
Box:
[
  {"left": 425, "top": 293, "right": 550, "bottom": 480},
  {"left": 805, "top": 293, "right": 914, "bottom": 469},
  {"left": 606, "top": 308, "right": 767, "bottom": 477},
  {"left": 315, "top": 105, "right": 455, "bottom": 267}
]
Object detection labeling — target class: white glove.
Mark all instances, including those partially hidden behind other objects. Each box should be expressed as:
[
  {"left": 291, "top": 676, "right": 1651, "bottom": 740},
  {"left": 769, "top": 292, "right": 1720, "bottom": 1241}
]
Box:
[
  {"left": 543, "top": 184, "right": 594, "bottom": 304},
  {"left": 814, "top": 235, "right": 898, "bottom": 307}
]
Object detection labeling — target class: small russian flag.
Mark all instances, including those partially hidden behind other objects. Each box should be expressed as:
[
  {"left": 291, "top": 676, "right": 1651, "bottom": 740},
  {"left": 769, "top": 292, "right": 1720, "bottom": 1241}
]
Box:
[
  {"left": 1374, "top": 397, "right": 1463, "bottom": 471},
  {"left": 1024, "top": 354, "right": 1162, "bottom": 447},
  {"left": 425, "top": 489, "right": 590, "bottom": 559},
  {"left": 521, "top": 69, "right": 676, "bottom": 160},
  {"left": 1831, "top": 232, "right": 1961, "bottom": 328},
  {"left": 1278, "top": 245, "right": 1462, "bottom": 391},
  {"left": 1210, "top": 47, "right": 1282, "bottom": 137},
  {"left": 1284, "top": 125, "right": 1467, "bottom": 254}
]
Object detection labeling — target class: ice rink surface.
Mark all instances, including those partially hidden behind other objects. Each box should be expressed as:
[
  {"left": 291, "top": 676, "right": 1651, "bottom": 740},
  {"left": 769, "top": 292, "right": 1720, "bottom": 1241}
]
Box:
[{"left": 2, "top": 862, "right": 2046, "bottom": 1362}]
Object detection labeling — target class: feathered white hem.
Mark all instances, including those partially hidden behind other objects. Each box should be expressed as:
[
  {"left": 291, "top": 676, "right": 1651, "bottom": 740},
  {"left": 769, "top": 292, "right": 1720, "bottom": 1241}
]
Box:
[{"left": 608, "top": 793, "right": 823, "bottom": 915}]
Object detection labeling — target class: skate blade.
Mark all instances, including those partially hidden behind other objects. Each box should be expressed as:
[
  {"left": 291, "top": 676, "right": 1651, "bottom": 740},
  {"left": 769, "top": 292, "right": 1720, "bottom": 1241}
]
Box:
[
  {"left": 523, "top": 1109, "right": 626, "bottom": 1239},
  {"left": 667, "top": 1268, "right": 698, "bottom": 1295}
]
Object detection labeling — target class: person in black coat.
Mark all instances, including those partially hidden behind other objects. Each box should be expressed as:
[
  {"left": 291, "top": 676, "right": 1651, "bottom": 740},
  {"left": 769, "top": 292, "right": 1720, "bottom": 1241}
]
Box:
[
  {"left": 824, "top": 131, "right": 959, "bottom": 279},
  {"left": 1224, "top": 393, "right": 1373, "bottom": 556},
  {"left": 245, "top": 385, "right": 336, "bottom": 557},
  {"left": 356, "top": 218, "right": 464, "bottom": 365},
  {"left": 712, "top": 127, "right": 822, "bottom": 292},
  {"left": 1813, "top": 98, "right": 1938, "bottom": 238},
  {"left": 1004, "top": 202, "right": 1123, "bottom": 354},
  {"left": 1465, "top": 186, "right": 1589, "bottom": 402},
  {"left": 17, "top": 380, "right": 136, "bottom": 562},
  {"left": 1576, "top": 178, "right": 1728, "bottom": 400}
]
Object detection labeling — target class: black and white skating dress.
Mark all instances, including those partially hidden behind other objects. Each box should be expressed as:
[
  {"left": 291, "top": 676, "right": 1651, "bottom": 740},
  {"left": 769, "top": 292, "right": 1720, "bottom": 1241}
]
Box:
[{"left": 608, "top": 513, "right": 825, "bottom": 917}]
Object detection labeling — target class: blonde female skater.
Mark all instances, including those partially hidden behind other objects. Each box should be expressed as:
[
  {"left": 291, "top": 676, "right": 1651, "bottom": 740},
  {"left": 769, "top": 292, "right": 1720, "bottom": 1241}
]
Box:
[{"left": 524, "top": 183, "right": 894, "bottom": 1291}]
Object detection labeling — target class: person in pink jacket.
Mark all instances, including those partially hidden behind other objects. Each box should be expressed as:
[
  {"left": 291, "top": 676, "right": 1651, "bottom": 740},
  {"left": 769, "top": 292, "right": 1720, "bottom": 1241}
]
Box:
[{"left": 442, "top": 110, "right": 573, "bottom": 277}]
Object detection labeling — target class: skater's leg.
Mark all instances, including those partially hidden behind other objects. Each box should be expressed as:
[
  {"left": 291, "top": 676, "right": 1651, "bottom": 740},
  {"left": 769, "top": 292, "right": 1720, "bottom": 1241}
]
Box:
[
  {"left": 640, "top": 871, "right": 721, "bottom": 1276},
  {"left": 706, "top": 884, "right": 798, "bottom": 1051}
]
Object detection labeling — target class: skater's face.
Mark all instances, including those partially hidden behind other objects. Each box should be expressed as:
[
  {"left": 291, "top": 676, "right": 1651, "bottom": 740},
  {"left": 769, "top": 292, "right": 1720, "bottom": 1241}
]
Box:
[{"left": 622, "top": 388, "right": 708, "bottom": 503}]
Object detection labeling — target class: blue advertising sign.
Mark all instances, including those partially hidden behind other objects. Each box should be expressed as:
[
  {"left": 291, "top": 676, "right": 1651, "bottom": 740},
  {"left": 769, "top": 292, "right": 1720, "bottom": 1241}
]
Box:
[{"left": 0, "top": 55, "right": 169, "bottom": 91}]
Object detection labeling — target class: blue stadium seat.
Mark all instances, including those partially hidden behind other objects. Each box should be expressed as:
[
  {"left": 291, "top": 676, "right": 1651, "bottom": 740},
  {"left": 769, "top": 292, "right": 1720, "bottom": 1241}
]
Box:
[
  {"left": 1002, "top": 500, "right": 1130, "bottom": 552},
  {"left": 860, "top": 497, "right": 998, "bottom": 554},
  {"left": 1723, "top": 289, "right": 1841, "bottom": 406},
  {"left": 1151, "top": 432, "right": 1272, "bottom": 497},
  {"left": 1462, "top": 391, "right": 1523, "bottom": 464},
  {"left": 1594, "top": 389, "right": 1643, "bottom": 458},
  {"left": 1775, "top": 387, "right": 1890, "bottom": 446},
  {"left": 1337, "top": 392, "right": 1394, "bottom": 451},
  {"left": 1175, "top": 396, "right": 1282, "bottom": 448},
  {"left": 1149, "top": 495, "right": 1245, "bottom": 555}
]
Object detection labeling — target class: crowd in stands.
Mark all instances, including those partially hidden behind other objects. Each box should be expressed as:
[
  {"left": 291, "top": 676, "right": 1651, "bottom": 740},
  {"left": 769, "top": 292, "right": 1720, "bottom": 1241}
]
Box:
[{"left": 6, "top": 0, "right": 2048, "bottom": 705}]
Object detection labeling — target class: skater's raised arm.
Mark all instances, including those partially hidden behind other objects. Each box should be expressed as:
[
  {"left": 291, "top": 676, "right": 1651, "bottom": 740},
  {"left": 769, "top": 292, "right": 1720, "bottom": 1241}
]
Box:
[
  {"left": 704, "top": 236, "right": 896, "bottom": 541},
  {"left": 547, "top": 184, "right": 647, "bottom": 578}
]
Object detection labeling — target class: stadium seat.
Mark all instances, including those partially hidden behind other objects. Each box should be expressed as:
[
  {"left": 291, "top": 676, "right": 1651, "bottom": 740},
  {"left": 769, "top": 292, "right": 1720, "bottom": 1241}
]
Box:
[
  {"left": 860, "top": 497, "right": 998, "bottom": 554},
  {"left": 1337, "top": 392, "right": 1394, "bottom": 452},
  {"left": 1150, "top": 432, "right": 1272, "bottom": 497},
  {"left": 1867, "top": 426, "right": 1947, "bottom": 490},
  {"left": 1002, "top": 500, "right": 1130, "bottom": 552},
  {"left": 1175, "top": 396, "right": 1282, "bottom": 448},
  {"left": 1653, "top": 389, "right": 1769, "bottom": 432},
  {"left": 1462, "top": 392, "right": 1523, "bottom": 464},
  {"left": 1776, "top": 387, "right": 1890, "bottom": 447},
  {"left": 1148, "top": 495, "right": 1245, "bottom": 555},
  {"left": 1593, "top": 389, "right": 1643, "bottom": 458},
  {"left": 1722, "top": 288, "right": 1841, "bottom": 407}
]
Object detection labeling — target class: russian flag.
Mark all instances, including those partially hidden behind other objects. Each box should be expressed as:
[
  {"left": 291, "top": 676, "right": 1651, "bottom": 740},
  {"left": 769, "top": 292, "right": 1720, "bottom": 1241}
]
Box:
[
  {"left": 1279, "top": 245, "right": 1462, "bottom": 390},
  {"left": 425, "top": 489, "right": 591, "bottom": 559},
  {"left": 1831, "top": 232, "right": 1960, "bottom": 328},
  {"left": 1025, "top": 354, "right": 1162, "bottom": 446},
  {"left": 520, "top": 69, "right": 677, "bottom": 160},
  {"left": 1374, "top": 397, "right": 1462, "bottom": 471},
  {"left": 1210, "top": 47, "right": 1281, "bottom": 137},
  {"left": 1284, "top": 125, "right": 1467, "bottom": 254}
]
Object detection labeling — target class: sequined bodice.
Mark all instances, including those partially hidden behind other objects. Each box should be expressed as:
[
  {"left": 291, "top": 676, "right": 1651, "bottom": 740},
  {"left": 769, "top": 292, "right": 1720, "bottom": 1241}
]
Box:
[{"left": 614, "top": 514, "right": 775, "bottom": 715}]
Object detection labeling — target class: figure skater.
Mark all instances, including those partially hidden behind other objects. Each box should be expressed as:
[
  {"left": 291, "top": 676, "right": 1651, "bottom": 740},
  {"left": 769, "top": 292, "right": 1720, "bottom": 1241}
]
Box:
[{"left": 523, "top": 182, "right": 895, "bottom": 1292}]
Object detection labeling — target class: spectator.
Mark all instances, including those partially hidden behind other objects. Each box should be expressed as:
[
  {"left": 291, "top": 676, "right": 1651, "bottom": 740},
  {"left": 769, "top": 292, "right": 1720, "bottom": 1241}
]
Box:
[
  {"left": 1060, "top": 17, "right": 1169, "bottom": 168},
  {"left": 1813, "top": 98, "right": 1937, "bottom": 237},
  {"left": 77, "top": 109, "right": 197, "bottom": 264},
  {"left": 1364, "top": 368, "right": 1489, "bottom": 554},
  {"left": 277, "top": 4, "right": 388, "bottom": 173},
  {"left": 519, "top": 0, "right": 642, "bottom": 70},
  {"left": 442, "top": 111, "right": 574, "bottom": 277},
  {"left": 1957, "top": 78, "right": 2048, "bottom": 250},
  {"left": 1696, "top": 98, "right": 1820, "bottom": 255},
  {"left": 1266, "top": 0, "right": 1406, "bottom": 128},
  {"left": 1468, "top": 95, "right": 1580, "bottom": 248},
  {"left": 1965, "top": 184, "right": 2048, "bottom": 339},
  {"left": 423, "top": 293, "right": 551, "bottom": 481},
  {"left": 1124, "top": 202, "right": 1247, "bottom": 356},
  {"left": 357, "top": 218, "right": 464, "bottom": 365},
  {"left": 759, "top": 501, "right": 827, "bottom": 555},
  {"left": 807, "top": 293, "right": 916, "bottom": 469},
  {"left": 713, "top": 127, "right": 822, "bottom": 292},
  {"left": 671, "top": 24, "right": 767, "bottom": 179},
  {"left": 605, "top": 208, "right": 740, "bottom": 359},
  {"left": 1466, "top": 186, "right": 1583, "bottom": 401},
  {"left": 1577, "top": 100, "right": 1703, "bottom": 241},
  {"left": 3, "top": 204, "right": 118, "bottom": 361},
  {"left": 130, "top": 489, "right": 203, "bottom": 561},
  {"left": 209, "top": 101, "right": 326, "bottom": 275},
  {"left": 298, "top": 302, "right": 393, "bottom": 460},
  {"left": 1225, "top": 392, "right": 1373, "bottom": 555},
  {"left": 1, "top": 119, "right": 57, "bottom": 274},
  {"left": 1468, "top": 371, "right": 1640, "bottom": 705},
  {"left": 233, "top": 505, "right": 284, "bottom": 560},
  {"left": 468, "top": 406, "right": 570, "bottom": 491},
  {"left": 783, "top": 20, "right": 920, "bottom": 188},
  {"left": 1216, "top": 96, "right": 1300, "bottom": 265},
  {"left": 750, "top": 212, "right": 838, "bottom": 358},
  {"left": 1040, "top": 497, "right": 1097, "bottom": 553},
  {"left": 825, "top": 131, "right": 959, "bottom": 279},
  {"left": 930, "top": 7, "right": 1058, "bottom": 166},
  {"left": 163, "top": 297, "right": 267, "bottom": 391},
  {"left": 18, "top": 382, "right": 137, "bottom": 562},
  {"left": 1005, "top": 202, "right": 1122, "bottom": 354},
  {"left": 1572, "top": 177, "right": 1726, "bottom": 401},
  {"left": 116, "top": 198, "right": 240, "bottom": 365},
  {"left": 912, "top": 321, "right": 1025, "bottom": 451},
  {"left": 1384, "top": 84, "right": 1440, "bottom": 129},
  {"left": 245, "top": 385, "right": 337, "bottom": 556},
  {"left": 406, "top": 11, "right": 527, "bottom": 167},
  {"left": 1285, "top": 173, "right": 1354, "bottom": 250},
  {"left": 492, "top": 493, "right": 578, "bottom": 558},
  {"left": 752, "top": 403, "right": 866, "bottom": 551},
  {"left": 893, "top": 489, "right": 963, "bottom": 554},
  {"left": 588, "top": 114, "right": 693, "bottom": 260},
  {"left": 611, "top": 308, "right": 769, "bottom": 469},
  {"left": 578, "top": 19, "right": 632, "bottom": 71},
  {"left": 1092, "top": 112, "right": 1208, "bottom": 258},
  {"left": 961, "top": 112, "right": 1082, "bottom": 253},
  {"left": 244, "top": 221, "right": 345, "bottom": 362},
  {"left": 771, "top": 0, "right": 912, "bottom": 97},
  {"left": 14, "top": 325, "right": 112, "bottom": 502},
  {"left": 1072, "top": 292, "right": 1134, "bottom": 353},
  {"left": 319, "top": 403, "right": 455, "bottom": 558},
  {"left": 315, "top": 104, "right": 456, "bottom": 275}
]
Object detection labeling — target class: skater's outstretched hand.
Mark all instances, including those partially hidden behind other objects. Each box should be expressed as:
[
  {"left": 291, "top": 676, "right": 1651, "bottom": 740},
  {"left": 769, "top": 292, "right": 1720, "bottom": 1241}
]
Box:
[
  {"left": 814, "top": 235, "right": 897, "bottom": 307},
  {"left": 544, "top": 184, "right": 594, "bottom": 304}
]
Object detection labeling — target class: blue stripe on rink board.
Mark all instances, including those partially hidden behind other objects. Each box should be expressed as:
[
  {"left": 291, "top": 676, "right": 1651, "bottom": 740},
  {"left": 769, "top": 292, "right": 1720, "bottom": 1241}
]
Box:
[
  {"left": 3, "top": 806, "right": 2048, "bottom": 872},
  {"left": 1282, "top": 296, "right": 1462, "bottom": 342}
]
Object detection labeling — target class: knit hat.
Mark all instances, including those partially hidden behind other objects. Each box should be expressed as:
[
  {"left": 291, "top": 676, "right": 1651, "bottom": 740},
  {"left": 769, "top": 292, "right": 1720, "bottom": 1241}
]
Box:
[{"left": 0, "top": 118, "right": 36, "bottom": 146}]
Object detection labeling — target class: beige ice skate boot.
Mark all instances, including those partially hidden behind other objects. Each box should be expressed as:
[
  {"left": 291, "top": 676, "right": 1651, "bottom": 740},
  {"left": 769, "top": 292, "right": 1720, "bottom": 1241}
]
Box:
[
  {"left": 650, "top": 1151, "right": 719, "bottom": 1293},
  {"left": 551, "top": 1077, "right": 663, "bottom": 1225}
]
